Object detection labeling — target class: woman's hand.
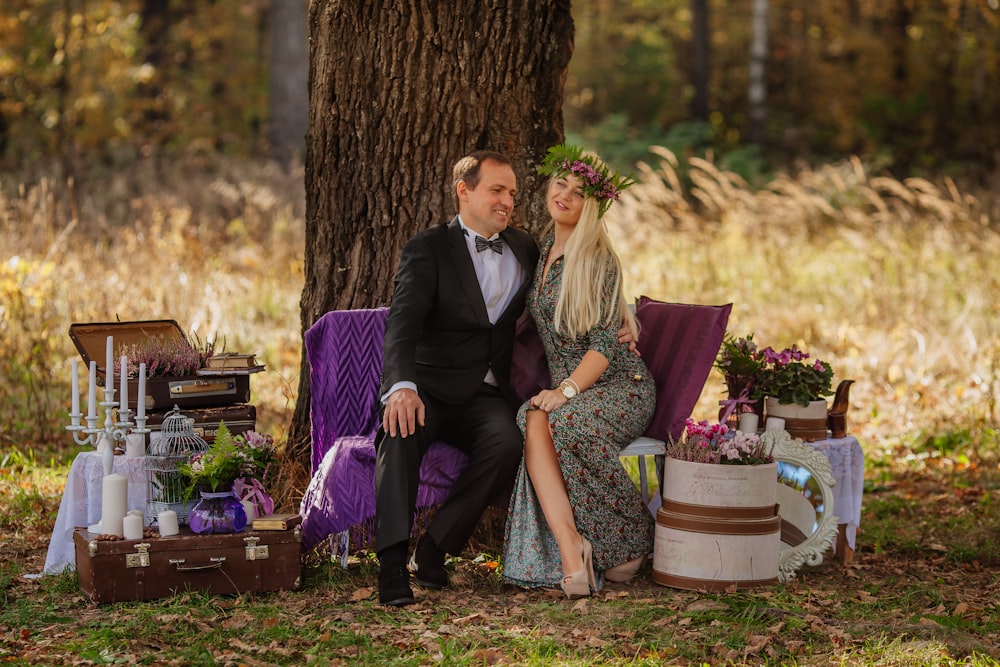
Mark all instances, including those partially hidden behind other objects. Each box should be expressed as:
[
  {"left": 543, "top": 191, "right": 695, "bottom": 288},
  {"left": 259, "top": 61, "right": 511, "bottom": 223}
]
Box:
[{"left": 530, "top": 388, "right": 568, "bottom": 413}]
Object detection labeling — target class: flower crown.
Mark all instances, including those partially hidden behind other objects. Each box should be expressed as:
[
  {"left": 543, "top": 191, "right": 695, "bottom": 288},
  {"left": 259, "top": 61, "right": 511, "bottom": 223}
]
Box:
[{"left": 537, "top": 144, "right": 636, "bottom": 217}]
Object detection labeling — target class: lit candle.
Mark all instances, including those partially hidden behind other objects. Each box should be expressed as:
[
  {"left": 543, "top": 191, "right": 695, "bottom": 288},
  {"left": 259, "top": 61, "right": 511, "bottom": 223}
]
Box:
[
  {"left": 136, "top": 363, "right": 146, "bottom": 420},
  {"left": 105, "top": 336, "right": 114, "bottom": 394},
  {"left": 87, "top": 361, "right": 98, "bottom": 419},
  {"left": 100, "top": 473, "right": 128, "bottom": 537},
  {"left": 119, "top": 355, "right": 128, "bottom": 418},
  {"left": 158, "top": 510, "right": 179, "bottom": 537},
  {"left": 71, "top": 358, "right": 80, "bottom": 415},
  {"left": 766, "top": 417, "right": 786, "bottom": 432},
  {"left": 123, "top": 513, "right": 144, "bottom": 540},
  {"left": 739, "top": 412, "right": 759, "bottom": 434}
]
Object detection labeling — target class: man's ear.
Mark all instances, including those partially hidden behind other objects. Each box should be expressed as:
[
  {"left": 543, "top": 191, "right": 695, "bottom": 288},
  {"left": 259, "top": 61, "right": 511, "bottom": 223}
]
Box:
[{"left": 455, "top": 180, "right": 469, "bottom": 202}]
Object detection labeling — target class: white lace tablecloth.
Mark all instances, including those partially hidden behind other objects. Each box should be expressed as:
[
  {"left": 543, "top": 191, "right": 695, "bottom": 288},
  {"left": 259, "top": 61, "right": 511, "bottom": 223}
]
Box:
[
  {"left": 808, "top": 435, "right": 865, "bottom": 551},
  {"left": 42, "top": 451, "right": 148, "bottom": 574}
]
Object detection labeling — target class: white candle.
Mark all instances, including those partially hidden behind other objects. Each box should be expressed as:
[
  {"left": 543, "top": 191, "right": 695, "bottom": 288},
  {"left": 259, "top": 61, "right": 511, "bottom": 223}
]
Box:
[
  {"left": 739, "top": 412, "right": 759, "bottom": 434},
  {"left": 123, "top": 513, "right": 144, "bottom": 540},
  {"left": 241, "top": 499, "right": 256, "bottom": 524},
  {"left": 766, "top": 417, "right": 786, "bottom": 432},
  {"left": 71, "top": 358, "right": 80, "bottom": 415},
  {"left": 125, "top": 433, "right": 145, "bottom": 457},
  {"left": 158, "top": 510, "right": 179, "bottom": 537},
  {"left": 87, "top": 360, "right": 98, "bottom": 419},
  {"left": 136, "top": 363, "right": 146, "bottom": 420},
  {"left": 105, "top": 336, "right": 114, "bottom": 394},
  {"left": 119, "top": 355, "right": 128, "bottom": 418},
  {"left": 100, "top": 473, "right": 128, "bottom": 537}
]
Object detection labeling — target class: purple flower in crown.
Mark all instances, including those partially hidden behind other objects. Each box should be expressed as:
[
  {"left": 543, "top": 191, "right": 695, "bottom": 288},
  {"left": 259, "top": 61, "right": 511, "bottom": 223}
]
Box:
[{"left": 538, "top": 143, "right": 637, "bottom": 217}]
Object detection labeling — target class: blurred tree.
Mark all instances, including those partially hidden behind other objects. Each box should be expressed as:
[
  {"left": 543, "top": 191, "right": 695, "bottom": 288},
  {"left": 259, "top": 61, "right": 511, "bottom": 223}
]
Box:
[
  {"left": 266, "top": 0, "right": 307, "bottom": 167},
  {"left": 287, "top": 0, "right": 573, "bottom": 459},
  {"left": 747, "top": 0, "right": 768, "bottom": 144},
  {"left": 691, "top": 0, "right": 709, "bottom": 120}
]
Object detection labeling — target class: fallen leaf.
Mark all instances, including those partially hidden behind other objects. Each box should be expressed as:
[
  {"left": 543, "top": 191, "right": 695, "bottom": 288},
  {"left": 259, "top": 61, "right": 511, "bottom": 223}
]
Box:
[
  {"left": 685, "top": 599, "right": 727, "bottom": 612},
  {"left": 351, "top": 587, "right": 374, "bottom": 601}
]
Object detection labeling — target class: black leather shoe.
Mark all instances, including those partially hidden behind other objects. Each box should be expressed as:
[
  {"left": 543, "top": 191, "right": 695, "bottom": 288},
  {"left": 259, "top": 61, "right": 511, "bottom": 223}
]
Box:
[
  {"left": 409, "top": 536, "right": 449, "bottom": 590},
  {"left": 378, "top": 564, "right": 415, "bottom": 607}
]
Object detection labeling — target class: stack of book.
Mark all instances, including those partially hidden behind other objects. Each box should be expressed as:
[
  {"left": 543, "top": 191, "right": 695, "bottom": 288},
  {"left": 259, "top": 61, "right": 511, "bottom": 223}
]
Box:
[{"left": 200, "top": 353, "right": 266, "bottom": 374}]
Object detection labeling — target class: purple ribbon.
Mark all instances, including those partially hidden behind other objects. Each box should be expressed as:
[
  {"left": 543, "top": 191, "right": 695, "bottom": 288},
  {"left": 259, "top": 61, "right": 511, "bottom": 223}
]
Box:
[
  {"left": 234, "top": 477, "right": 274, "bottom": 517},
  {"left": 718, "top": 386, "right": 754, "bottom": 424}
]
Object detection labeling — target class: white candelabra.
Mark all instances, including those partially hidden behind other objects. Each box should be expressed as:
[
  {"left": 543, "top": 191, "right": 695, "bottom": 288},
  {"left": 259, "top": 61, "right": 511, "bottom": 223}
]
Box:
[{"left": 66, "top": 335, "right": 150, "bottom": 475}]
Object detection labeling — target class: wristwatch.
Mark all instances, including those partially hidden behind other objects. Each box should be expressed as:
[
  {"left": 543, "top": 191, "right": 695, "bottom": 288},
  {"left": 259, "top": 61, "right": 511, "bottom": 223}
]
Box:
[{"left": 559, "top": 381, "right": 578, "bottom": 399}]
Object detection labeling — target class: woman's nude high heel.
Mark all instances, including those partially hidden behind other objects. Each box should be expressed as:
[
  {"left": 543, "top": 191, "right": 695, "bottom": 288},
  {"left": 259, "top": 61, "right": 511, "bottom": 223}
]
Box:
[
  {"left": 604, "top": 554, "right": 646, "bottom": 583},
  {"left": 560, "top": 538, "right": 595, "bottom": 599}
]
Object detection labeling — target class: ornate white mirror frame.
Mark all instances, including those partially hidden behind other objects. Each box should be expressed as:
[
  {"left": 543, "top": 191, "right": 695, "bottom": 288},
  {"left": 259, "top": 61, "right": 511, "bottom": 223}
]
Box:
[{"left": 760, "top": 429, "right": 840, "bottom": 583}]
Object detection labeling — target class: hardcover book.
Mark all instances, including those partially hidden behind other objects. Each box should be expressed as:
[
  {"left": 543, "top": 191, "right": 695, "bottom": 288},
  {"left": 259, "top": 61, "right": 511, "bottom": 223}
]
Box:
[{"left": 252, "top": 513, "right": 303, "bottom": 531}]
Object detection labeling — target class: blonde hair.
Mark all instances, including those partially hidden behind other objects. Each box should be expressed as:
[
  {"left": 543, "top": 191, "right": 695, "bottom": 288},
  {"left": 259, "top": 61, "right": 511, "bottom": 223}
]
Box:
[{"left": 551, "top": 175, "right": 638, "bottom": 341}]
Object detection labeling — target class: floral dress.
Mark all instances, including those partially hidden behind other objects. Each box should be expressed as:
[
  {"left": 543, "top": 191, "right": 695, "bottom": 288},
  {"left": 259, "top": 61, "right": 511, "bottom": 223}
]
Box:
[{"left": 502, "top": 233, "right": 656, "bottom": 588}]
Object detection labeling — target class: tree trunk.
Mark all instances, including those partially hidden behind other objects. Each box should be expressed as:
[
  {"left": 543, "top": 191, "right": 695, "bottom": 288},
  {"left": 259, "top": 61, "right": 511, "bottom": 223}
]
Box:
[
  {"left": 747, "top": 0, "right": 769, "bottom": 144},
  {"left": 691, "top": 0, "right": 710, "bottom": 120},
  {"left": 266, "top": 0, "right": 308, "bottom": 167},
  {"left": 288, "top": 0, "right": 573, "bottom": 464}
]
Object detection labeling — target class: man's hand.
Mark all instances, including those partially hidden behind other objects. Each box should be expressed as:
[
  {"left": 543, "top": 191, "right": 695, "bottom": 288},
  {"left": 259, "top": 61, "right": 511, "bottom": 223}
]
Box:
[
  {"left": 383, "top": 388, "right": 425, "bottom": 438},
  {"left": 618, "top": 325, "right": 640, "bottom": 357}
]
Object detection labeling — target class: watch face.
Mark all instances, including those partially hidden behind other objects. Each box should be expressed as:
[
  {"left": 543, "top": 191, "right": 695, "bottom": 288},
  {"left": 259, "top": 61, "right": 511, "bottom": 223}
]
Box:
[{"left": 561, "top": 384, "right": 576, "bottom": 398}]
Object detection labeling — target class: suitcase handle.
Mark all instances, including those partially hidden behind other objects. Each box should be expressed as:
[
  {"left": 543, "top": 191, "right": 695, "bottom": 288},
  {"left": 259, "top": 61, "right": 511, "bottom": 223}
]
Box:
[
  {"left": 170, "top": 381, "right": 232, "bottom": 395},
  {"left": 169, "top": 556, "right": 226, "bottom": 571}
]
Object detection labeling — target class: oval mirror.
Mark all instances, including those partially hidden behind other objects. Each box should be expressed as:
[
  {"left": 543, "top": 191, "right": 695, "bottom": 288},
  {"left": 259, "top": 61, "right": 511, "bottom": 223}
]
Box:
[{"left": 759, "top": 429, "right": 840, "bottom": 582}]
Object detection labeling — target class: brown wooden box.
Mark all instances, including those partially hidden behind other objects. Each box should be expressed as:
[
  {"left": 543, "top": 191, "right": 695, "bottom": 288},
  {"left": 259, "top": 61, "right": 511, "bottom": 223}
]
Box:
[
  {"left": 144, "top": 404, "right": 257, "bottom": 445},
  {"left": 73, "top": 524, "right": 302, "bottom": 603},
  {"left": 69, "top": 320, "right": 256, "bottom": 410}
]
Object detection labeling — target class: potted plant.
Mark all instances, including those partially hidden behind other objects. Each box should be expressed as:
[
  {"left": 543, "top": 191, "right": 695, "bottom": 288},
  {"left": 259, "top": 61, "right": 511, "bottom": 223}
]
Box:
[
  {"left": 655, "top": 418, "right": 780, "bottom": 591},
  {"left": 750, "top": 344, "right": 834, "bottom": 441},
  {"left": 714, "top": 334, "right": 765, "bottom": 426},
  {"left": 178, "top": 422, "right": 276, "bottom": 534}
]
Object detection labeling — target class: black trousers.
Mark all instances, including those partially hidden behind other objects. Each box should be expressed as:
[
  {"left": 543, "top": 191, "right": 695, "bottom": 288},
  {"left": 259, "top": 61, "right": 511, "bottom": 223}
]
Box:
[{"left": 374, "top": 384, "right": 523, "bottom": 555}]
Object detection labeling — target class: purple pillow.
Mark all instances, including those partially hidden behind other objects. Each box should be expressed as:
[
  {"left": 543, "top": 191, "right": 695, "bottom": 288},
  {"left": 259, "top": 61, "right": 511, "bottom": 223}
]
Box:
[
  {"left": 634, "top": 296, "right": 732, "bottom": 441},
  {"left": 511, "top": 312, "right": 550, "bottom": 401}
]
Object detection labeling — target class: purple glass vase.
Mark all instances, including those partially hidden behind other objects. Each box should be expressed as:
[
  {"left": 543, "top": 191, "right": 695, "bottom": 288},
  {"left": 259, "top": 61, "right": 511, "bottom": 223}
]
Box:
[{"left": 188, "top": 489, "right": 247, "bottom": 534}]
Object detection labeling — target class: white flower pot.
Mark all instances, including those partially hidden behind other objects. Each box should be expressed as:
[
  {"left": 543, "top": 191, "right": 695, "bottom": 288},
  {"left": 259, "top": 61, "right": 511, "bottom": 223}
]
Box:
[
  {"left": 765, "top": 398, "right": 828, "bottom": 442},
  {"left": 653, "top": 459, "right": 779, "bottom": 591}
]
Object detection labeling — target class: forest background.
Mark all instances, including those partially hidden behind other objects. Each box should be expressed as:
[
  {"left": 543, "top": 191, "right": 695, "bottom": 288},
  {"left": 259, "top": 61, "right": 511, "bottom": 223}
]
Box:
[
  {"left": 2, "top": 2, "right": 1000, "bottom": 664},
  {"left": 4, "top": 0, "right": 1000, "bottom": 451}
]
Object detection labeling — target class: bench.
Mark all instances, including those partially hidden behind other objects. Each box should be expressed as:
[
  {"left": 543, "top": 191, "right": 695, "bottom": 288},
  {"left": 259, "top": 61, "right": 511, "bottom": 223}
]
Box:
[{"left": 298, "top": 298, "right": 731, "bottom": 564}]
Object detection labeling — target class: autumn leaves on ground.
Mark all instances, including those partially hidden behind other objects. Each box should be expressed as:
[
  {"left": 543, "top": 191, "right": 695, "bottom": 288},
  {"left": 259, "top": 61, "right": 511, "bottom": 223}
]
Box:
[{"left": 2, "top": 154, "right": 999, "bottom": 665}]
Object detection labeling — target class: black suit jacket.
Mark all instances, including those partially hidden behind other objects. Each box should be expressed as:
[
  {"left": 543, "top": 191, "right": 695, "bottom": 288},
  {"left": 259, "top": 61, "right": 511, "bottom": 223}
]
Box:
[{"left": 381, "top": 217, "right": 540, "bottom": 409}]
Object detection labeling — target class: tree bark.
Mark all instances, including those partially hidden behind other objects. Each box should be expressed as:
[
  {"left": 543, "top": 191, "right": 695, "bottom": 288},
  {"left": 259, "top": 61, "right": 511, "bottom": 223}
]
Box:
[
  {"left": 288, "top": 0, "right": 573, "bottom": 464},
  {"left": 266, "top": 0, "right": 308, "bottom": 167}
]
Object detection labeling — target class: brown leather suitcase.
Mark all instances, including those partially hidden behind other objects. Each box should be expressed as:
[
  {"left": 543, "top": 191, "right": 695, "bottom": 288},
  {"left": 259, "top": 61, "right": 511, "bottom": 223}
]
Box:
[
  {"left": 143, "top": 404, "right": 257, "bottom": 444},
  {"left": 73, "top": 524, "right": 302, "bottom": 603}
]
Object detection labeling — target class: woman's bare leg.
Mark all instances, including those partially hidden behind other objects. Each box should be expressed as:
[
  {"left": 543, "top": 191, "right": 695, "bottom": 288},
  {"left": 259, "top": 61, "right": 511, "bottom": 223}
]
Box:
[{"left": 523, "top": 410, "right": 584, "bottom": 575}]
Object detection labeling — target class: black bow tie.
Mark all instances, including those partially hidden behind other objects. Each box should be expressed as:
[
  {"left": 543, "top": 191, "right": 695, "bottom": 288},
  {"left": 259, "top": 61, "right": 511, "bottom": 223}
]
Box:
[{"left": 475, "top": 236, "right": 504, "bottom": 254}]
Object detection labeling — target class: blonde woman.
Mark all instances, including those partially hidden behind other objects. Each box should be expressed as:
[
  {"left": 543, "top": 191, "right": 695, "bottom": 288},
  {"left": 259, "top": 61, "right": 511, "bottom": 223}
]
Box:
[{"left": 502, "top": 144, "right": 655, "bottom": 597}]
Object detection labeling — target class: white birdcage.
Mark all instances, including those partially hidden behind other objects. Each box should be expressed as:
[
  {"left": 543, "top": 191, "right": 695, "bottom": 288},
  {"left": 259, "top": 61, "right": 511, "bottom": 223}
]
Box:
[{"left": 145, "top": 406, "right": 209, "bottom": 525}]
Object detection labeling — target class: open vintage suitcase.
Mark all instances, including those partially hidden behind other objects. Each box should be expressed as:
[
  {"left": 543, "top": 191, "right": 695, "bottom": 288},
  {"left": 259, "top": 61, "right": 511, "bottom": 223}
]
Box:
[
  {"left": 73, "top": 523, "right": 302, "bottom": 603},
  {"left": 69, "top": 320, "right": 259, "bottom": 411}
]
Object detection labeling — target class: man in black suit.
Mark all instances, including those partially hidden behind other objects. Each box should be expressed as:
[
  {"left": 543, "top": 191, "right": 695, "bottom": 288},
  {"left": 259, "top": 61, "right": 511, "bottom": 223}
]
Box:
[{"left": 375, "top": 150, "right": 540, "bottom": 606}]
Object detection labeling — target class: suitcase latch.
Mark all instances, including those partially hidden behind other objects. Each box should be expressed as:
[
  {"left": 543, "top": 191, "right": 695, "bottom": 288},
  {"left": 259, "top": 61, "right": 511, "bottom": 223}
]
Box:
[
  {"left": 244, "top": 536, "right": 269, "bottom": 561},
  {"left": 126, "top": 543, "right": 151, "bottom": 568}
]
